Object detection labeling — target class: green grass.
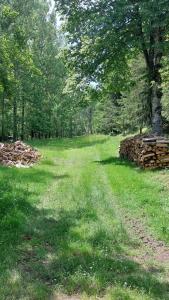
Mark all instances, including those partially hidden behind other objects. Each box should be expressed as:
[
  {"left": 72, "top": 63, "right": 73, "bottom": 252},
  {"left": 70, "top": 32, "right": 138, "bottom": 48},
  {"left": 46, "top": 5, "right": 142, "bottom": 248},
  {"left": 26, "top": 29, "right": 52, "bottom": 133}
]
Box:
[{"left": 0, "top": 135, "right": 169, "bottom": 299}]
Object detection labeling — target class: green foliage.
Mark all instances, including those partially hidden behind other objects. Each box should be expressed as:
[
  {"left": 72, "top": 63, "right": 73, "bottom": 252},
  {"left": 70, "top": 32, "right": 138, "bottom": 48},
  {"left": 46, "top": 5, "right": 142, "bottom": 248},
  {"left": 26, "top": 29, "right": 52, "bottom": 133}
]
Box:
[
  {"left": 93, "top": 56, "right": 150, "bottom": 134},
  {"left": 0, "top": 0, "right": 89, "bottom": 140},
  {"left": 55, "top": 0, "right": 169, "bottom": 83},
  {"left": 1, "top": 0, "right": 169, "bottom": 139},
  {"left": 55, "top": 0, "right": 169, "bottom": 134},
  {"left": 161, "top": 57, "right": 169, "bottom": 124}
]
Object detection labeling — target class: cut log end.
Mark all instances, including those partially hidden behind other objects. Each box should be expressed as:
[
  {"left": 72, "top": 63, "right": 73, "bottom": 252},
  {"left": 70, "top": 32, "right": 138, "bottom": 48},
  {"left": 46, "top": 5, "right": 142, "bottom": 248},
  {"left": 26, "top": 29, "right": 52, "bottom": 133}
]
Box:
[
  {"left": 0, "top": 141, "right": 41, "bottom": 168},
  {"left": 119, "top": 134, "right": 169, "bottom": 170}
]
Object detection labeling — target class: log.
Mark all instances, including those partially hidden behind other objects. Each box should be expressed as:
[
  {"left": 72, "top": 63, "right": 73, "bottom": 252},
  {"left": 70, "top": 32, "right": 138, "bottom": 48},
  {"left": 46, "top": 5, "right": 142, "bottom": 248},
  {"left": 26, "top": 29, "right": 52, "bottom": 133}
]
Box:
[{"left": 119, "top": 134, "right": 169, "bottom": 169}]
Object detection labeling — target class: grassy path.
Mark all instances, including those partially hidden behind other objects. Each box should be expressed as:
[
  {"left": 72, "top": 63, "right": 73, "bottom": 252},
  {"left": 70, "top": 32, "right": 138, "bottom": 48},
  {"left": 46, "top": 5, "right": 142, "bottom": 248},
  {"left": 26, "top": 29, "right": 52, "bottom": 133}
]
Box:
[{"left": 1, "top": 136, "right": 169, "bottom": 299}]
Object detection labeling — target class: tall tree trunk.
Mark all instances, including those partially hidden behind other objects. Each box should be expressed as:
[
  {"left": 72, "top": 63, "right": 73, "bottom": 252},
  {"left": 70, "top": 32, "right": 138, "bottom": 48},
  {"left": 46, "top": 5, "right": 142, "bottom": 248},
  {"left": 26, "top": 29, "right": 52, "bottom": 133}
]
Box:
[
  {"left": 137, "top": 7, "right": 163, "bottom": 135},
  {"left": 88, "top": 106, "right": 93, "bottom": 134},
  {"left": 13, "top": 97, "right": 17, "bottom": 141},
  {"left": 31, "top": 130, "right": 34, "bottom": 139},
  {"left": 151, "top": 81, "right": 162, "bottom": 135},
  {"left": 149, "top": 27, "right": 163, "bottom": 135},
  {"left": 21, "top": 97, "right": 25, "bottom": 140},
  {"left": 148, "top": 52, "right": 163, "bottom": 134},
  {"left": 69, "top": 115, "right": 73, "bottom": 138},
  {"left": 143, "top": 48, "right": 163, "bottom": 134},
  {"left": 146, "top": 78, "right": 153, "bottom": 126},
  {"left": 1, "top": 92, "right": 5, "bottom": 141}
]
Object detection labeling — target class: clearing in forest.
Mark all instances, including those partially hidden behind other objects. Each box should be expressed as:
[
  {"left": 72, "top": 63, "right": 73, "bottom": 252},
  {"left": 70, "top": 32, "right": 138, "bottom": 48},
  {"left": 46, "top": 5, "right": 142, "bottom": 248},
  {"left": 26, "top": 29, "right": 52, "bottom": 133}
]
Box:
[{"left": 1, "top": 135, "right": 169, "bottom": 300}]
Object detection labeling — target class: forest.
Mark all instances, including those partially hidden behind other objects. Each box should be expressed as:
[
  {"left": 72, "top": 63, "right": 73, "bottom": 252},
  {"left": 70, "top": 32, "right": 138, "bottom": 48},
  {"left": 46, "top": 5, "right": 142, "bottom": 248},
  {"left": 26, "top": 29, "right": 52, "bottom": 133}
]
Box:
[
  {"left": 1, "top": 0, "right": 169, "bottom": 141},
  {"left": 1, "top": 1, "right": 169, "bottom": 300}
]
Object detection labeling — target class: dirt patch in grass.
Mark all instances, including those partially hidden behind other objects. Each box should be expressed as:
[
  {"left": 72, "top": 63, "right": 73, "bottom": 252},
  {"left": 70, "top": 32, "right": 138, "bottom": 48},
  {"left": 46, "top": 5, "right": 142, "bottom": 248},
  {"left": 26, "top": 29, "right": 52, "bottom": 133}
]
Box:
[
  {"left": 51, "top": 293, "right": 81, "bottom": 300},
  {"left": 123, "top": 214, "right": 169, "bottom": 267}
]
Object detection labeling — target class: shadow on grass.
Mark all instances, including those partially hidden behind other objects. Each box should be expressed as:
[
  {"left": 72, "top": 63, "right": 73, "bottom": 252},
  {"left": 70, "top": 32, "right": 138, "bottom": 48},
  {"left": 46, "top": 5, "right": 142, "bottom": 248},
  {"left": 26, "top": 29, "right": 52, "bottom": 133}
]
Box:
[
  {"left": 97, "top": 156, "right": 132, "bottom": 166},
  {"left": 94, "top": 156, "right": 139, "bottom": 170},
  {"left": 0, "top": 177, "right": 169, "bottom": 299},
  {"left": 29, "top": 136, "right": 109, "bottom": 152},
  {"left": 0, "top": 166, "right": 70, "bottom": 185},
  {"left": 95, "top": 156, "right": 167, "bottom": 173},
  {"left": 15, "top": 209, "right": 169, "bottom": 298}
]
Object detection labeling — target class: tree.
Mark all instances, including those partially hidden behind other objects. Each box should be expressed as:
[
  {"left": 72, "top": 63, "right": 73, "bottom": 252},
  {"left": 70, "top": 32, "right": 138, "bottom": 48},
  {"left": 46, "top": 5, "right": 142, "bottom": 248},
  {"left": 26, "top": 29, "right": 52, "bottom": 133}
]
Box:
[
  {"left": 0, "top": 2, "right": 37, "bottom": 140},
  {"left": 93, "top": 56, "right": 151, "bottom": 135},
  {"left": 0, "top": 0, "right": 77, "bottom": 140},
  {"left": 55, "top": 0, "right": 169, "bottom": 134}
]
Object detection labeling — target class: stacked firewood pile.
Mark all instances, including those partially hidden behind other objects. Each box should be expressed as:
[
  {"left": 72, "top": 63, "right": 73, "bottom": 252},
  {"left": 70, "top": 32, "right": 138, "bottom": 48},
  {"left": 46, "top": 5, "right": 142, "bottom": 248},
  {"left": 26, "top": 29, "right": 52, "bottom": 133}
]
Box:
[
  {"left": 0, "top": 141, "right": 40, "bottom": 168},
  {"left": 120, "top": 134, "right": 169, "bottom": 169}
]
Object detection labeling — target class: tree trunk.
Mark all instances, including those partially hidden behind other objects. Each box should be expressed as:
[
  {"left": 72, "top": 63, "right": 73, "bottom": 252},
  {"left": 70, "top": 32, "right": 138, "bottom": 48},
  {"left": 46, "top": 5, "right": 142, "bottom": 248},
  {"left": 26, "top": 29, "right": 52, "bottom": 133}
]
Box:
[
  {"left": 151, "top": 81, "right": 162, "bottom": 135},
  {"left": 137, "top": 7, "right": 163, "bottom": 135},
  {"left": 69, "top": 116, "right": 73, "bottom": 138},
  {"left": 143, "top": 50, "right": 163, "bottom": 135},
  {"left": 149, "top": 27, "right": 163, "bottom": 135},
  {"left": 21, "top": 97, "right": 25, "bottom": 140},
  {"left": 88, "top": 106, "right": 93, "bottom": 134},
  {"left": 139, "top": 126, "right": 143, "bottom": 135},
  {"left": 31, "top": 130, "right": 34, "bottom": 139},
  {"left": 13, "top": 97, "right": 17, "bottom": 141},
  {"left": 1, "top": 92, "right": 5, "bottom": 141}
]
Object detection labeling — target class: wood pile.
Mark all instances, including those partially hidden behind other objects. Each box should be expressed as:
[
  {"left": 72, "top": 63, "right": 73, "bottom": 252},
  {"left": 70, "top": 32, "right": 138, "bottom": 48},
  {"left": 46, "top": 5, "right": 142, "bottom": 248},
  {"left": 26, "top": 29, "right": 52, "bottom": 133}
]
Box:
[
  {"left": 0, "top": 141, "right": 40, "bottom": 168},
  {"left": 119, "top": 134, "right": 169, "bottom": 169}
]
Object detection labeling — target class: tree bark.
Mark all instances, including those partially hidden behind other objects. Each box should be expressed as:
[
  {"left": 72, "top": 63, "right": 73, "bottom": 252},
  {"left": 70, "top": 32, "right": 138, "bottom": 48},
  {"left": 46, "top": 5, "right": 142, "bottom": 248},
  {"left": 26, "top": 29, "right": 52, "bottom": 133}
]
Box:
[
  {"left": 13, "top": 97, "right": 17, "bottom": 141},
  {"left": 88, "top": 106, "right": 93, "bottom": 134},
  {"left": 148, "top": 30, "right": 163, "bottom": 135},
  {"left": 69, "top": 116, "right": 73, "bottom": 138},
  {"left": 136, "top": 6, "right": 163, "bottom": 135},
  {"left": 31, "top": 130, "right": 34, "bottom": 139},
  {"left": 151, "top": 81, "right": 162, "bottom": 135},
  {"left": 21, "top": 97, "right": 25, "bottom": 140},
  {"left": 142, "top": 47, "right": 163, "bottom": 135},
  {"left": 1, "top": 92, "right": 5, "bottom": 141}
]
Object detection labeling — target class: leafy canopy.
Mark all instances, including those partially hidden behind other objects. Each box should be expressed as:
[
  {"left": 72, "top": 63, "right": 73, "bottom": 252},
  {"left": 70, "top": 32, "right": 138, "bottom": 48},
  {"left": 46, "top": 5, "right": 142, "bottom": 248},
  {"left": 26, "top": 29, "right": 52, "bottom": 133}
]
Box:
[{"left": 55, "top": 0, "right": 169, "bottom": 91}]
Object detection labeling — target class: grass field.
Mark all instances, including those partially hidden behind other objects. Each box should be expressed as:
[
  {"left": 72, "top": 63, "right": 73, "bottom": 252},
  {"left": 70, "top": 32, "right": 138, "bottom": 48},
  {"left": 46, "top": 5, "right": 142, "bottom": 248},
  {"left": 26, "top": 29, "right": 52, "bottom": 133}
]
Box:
[{"left": 1, "top": 135, "right": 169, "bottom": 299}]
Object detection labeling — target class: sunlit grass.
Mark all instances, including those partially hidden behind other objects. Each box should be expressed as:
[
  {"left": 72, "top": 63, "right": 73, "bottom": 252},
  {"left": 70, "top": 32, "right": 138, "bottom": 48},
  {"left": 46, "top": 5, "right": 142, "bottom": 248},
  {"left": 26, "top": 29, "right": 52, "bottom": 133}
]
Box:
[{"left": 0, "top": 135, "right": 169, "bottom": 299}]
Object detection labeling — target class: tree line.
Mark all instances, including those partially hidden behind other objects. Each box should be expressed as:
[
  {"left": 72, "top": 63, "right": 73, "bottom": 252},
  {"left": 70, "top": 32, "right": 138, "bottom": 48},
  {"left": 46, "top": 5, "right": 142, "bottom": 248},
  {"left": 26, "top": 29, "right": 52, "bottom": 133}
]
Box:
[
  {"left": 0, "top": 0, "right": 92, "bottom": 141},
  {"left": 1, "top": 0, "right": 169, "bottom": 141},
  {"left": 55, "top": 0, "right": 169, "bottom": 136}
]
